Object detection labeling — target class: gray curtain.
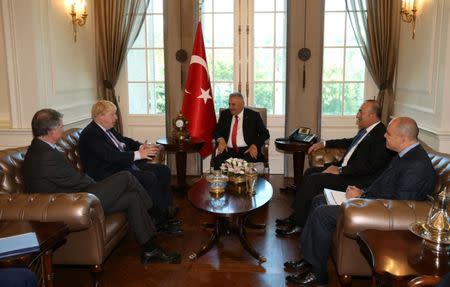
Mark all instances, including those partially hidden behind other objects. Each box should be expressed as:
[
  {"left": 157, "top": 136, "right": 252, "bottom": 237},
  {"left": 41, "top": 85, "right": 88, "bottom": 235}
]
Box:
[
  {"left": 346, "top": 0, "right": 401, "bottom": 124},
  {"left": 94, "top": 0, "right": 150, "bottom": 132}
]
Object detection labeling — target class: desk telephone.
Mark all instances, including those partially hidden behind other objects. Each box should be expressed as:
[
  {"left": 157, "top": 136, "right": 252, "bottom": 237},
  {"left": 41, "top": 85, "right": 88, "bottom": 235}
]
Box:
[{"left": 289, "top": 127, "right": 317, "bottom": 143}]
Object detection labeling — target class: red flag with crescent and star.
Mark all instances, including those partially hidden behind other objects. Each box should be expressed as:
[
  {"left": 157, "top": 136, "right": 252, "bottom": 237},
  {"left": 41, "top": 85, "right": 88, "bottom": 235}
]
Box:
[{"left": 182, "top": 22, "right": 216, "bottom": 158}]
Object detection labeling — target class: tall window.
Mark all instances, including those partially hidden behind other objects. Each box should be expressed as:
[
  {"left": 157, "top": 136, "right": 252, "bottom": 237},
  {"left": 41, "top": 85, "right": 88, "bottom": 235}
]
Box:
[
  {"left": 322, "top": 0, "right": 365, "bottom": 116},
  {"left": 202, "top": 0, "right": 287, "bottom": 115},
  {"left": 127, "top": 0, "right": 165, "bottom": 115}
]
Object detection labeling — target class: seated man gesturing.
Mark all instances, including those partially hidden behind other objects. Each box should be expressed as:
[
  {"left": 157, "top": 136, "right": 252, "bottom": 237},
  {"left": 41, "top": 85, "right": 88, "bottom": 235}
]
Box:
[{"left": 79, "top": 100, "right": 181, "bottom": 235}]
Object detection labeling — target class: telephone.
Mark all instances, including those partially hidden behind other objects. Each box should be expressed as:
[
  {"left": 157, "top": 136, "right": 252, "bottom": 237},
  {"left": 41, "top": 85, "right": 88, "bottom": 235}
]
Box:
[{"left": 289, "top": 127, "right": 317, "bottom": 143}]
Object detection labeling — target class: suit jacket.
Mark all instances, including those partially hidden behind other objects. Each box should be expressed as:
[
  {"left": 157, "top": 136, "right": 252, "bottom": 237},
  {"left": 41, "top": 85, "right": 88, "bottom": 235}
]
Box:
[
  {"left": 79, "top": 121, "right": 142, "bottom": 181},
  {"left": 213, "top": 108, "right": 270, "bottom": 151},
  {"left": 23, "top": 138, "right": 94, "bottom": 194},
  {"left": 363, "top": 144, "right": 436, "bottom": 200},
  {"left": 326, "top": 122, "right": 393, "bottom": 178}
]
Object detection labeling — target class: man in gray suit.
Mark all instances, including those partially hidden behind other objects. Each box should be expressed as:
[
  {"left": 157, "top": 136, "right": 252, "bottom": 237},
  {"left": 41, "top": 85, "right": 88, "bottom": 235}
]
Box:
[{"left": 23, "top": 109, "right": 180, "bottom": 264}]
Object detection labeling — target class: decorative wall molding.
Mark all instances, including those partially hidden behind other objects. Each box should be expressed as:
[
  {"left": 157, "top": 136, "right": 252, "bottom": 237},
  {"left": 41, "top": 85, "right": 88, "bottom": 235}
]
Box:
[
  {"left": 0, "top": 117, "right": 90, "bottom": 150},
  {"left": 419, "top": 126, "right": 450, "bottom": 153}
]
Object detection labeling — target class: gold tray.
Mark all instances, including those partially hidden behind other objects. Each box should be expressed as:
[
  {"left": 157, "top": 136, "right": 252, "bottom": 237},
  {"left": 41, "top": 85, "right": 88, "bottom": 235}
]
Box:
[{"left": 409, "top": 222, "right": 450, "bottom": 244}]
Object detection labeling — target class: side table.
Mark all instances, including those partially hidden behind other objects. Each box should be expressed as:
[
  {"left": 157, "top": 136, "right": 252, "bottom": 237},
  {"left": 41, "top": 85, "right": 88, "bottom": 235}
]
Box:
[
  {"left": 0, "top": 221, "right": 69, "bottom": 287},
  {"left": 156, "top": 137, "right": 204, "bottom": 191},
  {"left": 357, "top": 229, "right": 449, "bottom": 287},
  {"left": 274, "top": 138, "right": 312, "bottom": 191}
]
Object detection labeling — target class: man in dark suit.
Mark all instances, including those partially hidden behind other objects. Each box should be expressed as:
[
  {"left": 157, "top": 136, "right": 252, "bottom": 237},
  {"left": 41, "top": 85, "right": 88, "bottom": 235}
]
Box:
[
  {"left": 284, "top": 117, "right": 436, "bottom": 285},
  {"left": 213, "top": 92, "right": 270, "bottom": 170},
  {"left": 78, "top": 100, "right": 181, "bottom": 235},
  {"left": 23, "top": 109, "right": 180, "bottom": 264},
  {"left": 276, "top": 100, "right": 394, "bottom": 236}
]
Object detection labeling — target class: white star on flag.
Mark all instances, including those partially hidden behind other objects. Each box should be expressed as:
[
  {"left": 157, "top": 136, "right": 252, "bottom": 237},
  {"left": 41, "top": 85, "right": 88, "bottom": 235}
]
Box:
[{"left": 197, "top": 88, "right": 212, "bottom": 104}]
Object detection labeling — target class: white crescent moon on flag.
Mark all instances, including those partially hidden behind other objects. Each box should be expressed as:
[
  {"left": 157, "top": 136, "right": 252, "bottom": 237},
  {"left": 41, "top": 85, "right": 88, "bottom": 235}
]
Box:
[{"left": 190, "top": 55, "right": 209, "bottom": 73}]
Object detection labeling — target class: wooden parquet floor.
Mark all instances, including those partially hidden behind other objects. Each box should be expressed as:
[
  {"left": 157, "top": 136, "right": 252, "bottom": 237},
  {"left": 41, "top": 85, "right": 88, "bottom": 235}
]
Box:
[{"left": 54, "top": 175, "right": 372, "bottom": 287}]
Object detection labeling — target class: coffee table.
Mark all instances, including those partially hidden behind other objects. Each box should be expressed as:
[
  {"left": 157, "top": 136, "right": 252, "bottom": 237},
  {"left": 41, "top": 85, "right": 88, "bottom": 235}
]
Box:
[
  {"left": 0, "top": 221, "right": 69, "bottom": 287},
  {"left": 187, "top": 177, "right": 273, "bottom": 263}
]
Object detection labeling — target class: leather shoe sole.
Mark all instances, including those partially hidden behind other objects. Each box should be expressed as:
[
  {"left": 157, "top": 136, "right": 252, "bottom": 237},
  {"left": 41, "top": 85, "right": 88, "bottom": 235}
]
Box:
[
  {"left": 276, "top": 225, "right": 302, "bottom": 237},
  {"left": 284, "top": 259, "right": 312, "bottom": 272},
  {"left": 141, "top": 248, "right": 181, "bottom": 264},
  {"left": 286, "top": 271, "right": 323, "bottom": 285}
]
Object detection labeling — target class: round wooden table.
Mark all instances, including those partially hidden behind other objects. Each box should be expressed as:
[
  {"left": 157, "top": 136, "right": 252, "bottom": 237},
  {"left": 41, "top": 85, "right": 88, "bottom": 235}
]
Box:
[
  {"left": 274, "top": 138, "right": 313, "bottom": 191},
  {"left": 156, "top": 137, "right": 204, "bottom": 191},
  {"left": 357, "top": 229, "right": 449, "bottom": 286},
  {"left": 187, "top": 177, "right": 273, "bottom": 263}
]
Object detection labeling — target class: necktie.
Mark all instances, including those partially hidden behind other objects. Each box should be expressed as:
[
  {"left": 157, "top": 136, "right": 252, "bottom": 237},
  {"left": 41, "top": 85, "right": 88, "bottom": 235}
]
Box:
[
  {"left": 349, "top": 128, "right": 367, "bottom": 149},
  {"left": 106, "top": 130, "right": 139, "bottom": 171},
  {"left": 231, "top": 115, "right": 239, "bottom": 152},
  {"left": 106, "top": 130, "right": 125, "bottom": 152}
]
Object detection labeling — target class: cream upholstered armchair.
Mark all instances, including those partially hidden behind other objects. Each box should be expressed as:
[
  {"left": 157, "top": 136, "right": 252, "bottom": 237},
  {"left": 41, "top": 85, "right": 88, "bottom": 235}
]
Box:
[
  {"left": 308, "top": 146, "right": 449, "bottom": 286},
  {"left": 210, "top": 107, "right": 270, "bottom": 174}
]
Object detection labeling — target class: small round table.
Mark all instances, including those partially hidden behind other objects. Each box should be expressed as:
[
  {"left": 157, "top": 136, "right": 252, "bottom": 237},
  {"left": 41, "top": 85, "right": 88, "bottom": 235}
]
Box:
[
  {"left": 274, "top": 138, "right": 313, "bottom": 191},
  {"left": 187, "top": 178, "right": 273, "bottom": 263},
  {"left": 0, "top": 221, "right": 69, "bottom": 287},
  {"left": 156, "top": 137, "right": 204, "bottom": 191},
  {"left": 357, "top": 229, "right": 449, "bottom": 286}
]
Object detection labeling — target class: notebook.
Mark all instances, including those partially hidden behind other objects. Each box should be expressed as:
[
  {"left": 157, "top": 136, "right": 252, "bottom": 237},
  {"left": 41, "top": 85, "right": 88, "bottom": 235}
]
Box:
[{"left": 0, "top": 232, "right": 40, "bottom": 259}]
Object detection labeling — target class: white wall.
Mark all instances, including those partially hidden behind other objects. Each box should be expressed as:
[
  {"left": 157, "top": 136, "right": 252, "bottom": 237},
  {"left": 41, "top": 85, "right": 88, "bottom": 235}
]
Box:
[
  {"left": 395, "top": 0, "right": 450, "bottom": 153},
  {"left": 0, "top": 2, "right": 10, "bottom": 128},
  {"left": 0, "top": 0, "right": 96, "bottom": 149}
]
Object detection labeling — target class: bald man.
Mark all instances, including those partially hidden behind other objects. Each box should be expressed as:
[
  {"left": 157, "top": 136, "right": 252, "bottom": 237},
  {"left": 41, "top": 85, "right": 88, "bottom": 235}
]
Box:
[{"left": 285, "top": 117, "right": 436, "bottom": 286}]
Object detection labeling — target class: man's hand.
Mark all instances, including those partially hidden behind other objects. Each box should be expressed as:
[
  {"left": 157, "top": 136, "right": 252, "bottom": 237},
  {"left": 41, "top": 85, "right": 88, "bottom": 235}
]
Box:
[
  {"left": 139, "top": 144, "right": 159, "bottom": 159},
  {"left": 345, "top": 185, "right": 363, "bottom": 199},
  {"left": 217, "top": 138, "right": 227, "bottom": 154},
  {"left": 308, "top": 141, "right": 325, "bottom": 154},
  {"left": 244, "top": 144, "right": 258, "bottom": 159},
  {"left": 322, "top": 165, "right": 340, "bottom": 174}
]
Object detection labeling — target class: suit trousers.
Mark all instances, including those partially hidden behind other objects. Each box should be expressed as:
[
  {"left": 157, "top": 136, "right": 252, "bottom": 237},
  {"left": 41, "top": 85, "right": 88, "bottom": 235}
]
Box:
[
  {"left": 0, "top": 268, "right": 38, "bottom": 287},
  {"left": 134, "top": 161, "right": 172, "bottom": 213},
  {"left": 299, "top": 194, "right": 339, "bottom": 275},
  {"left": 213, "top": 147, "right": 264, "bottom": 170},
  {"left": 292, "top": 167, "right": 370, "bottom": 226},
  {"left": 87, "top": 171, "right": 155, "bottom": 245}
]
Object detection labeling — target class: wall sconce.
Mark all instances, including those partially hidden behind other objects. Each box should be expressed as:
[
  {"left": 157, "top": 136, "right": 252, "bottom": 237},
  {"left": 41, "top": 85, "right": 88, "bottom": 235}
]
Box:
[
  {"left": 67, "top": 0, "right": 87, "bottom": 42},
  {"left": 401, "top": 0, "right": 417, "bottom": 39}
]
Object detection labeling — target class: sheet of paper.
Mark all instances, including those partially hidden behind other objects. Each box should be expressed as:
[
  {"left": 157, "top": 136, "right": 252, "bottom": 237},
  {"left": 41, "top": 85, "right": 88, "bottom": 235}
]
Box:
[{"left": 324, "top": 188, "right": 347, "bottom": 205}]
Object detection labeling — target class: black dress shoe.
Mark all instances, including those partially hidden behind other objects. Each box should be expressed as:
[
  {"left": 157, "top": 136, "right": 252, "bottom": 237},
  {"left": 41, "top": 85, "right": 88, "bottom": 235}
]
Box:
[
  {"left": 275, "top": 215, "right": 294, "bottom": 226},
  {"left": 141, "top": 247, "right": 181, "bottom": 264},
  {"left": 284, "top": 259, "right": 312, "bottom": 272},
  {"left": 157, "top": 223, "right": 184, "bottom": 236},
  {"left": 276, "top": 225, "right": 302, "bottom": 237},
  {"left": 286, "top": 271, "right": 322, "bottom": 285}
]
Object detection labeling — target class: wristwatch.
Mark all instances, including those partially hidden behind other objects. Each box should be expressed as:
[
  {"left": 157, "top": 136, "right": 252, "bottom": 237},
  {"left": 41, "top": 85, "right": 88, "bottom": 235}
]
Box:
[{"left": 338, "top": 167, "right": 343, "bottom": 174}]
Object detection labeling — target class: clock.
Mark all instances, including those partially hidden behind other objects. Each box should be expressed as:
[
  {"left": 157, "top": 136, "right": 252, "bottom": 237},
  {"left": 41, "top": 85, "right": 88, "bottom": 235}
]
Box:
[{"left": 172, "top": 112, "right": 190, "bottom": 141}]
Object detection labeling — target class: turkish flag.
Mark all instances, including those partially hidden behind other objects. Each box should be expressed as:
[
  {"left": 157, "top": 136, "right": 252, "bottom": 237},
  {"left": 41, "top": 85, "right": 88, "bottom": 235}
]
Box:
[{"left": 182, "top": 22, "right": 217, "bottom": 158}]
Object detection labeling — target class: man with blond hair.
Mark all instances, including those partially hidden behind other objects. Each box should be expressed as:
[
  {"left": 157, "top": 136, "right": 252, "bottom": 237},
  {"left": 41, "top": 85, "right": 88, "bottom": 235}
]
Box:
[{"left": 79, "top": 100, "right": 181, "bottom": 235}]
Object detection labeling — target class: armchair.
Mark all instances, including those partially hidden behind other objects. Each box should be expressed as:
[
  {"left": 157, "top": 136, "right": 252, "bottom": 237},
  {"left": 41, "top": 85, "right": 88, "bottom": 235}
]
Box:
[
  {"left": 210, "top": 107, "right": 270, "bottom": 174},
  {"left": 308, "top": 146, "right": 450, "bottom": 286}
]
